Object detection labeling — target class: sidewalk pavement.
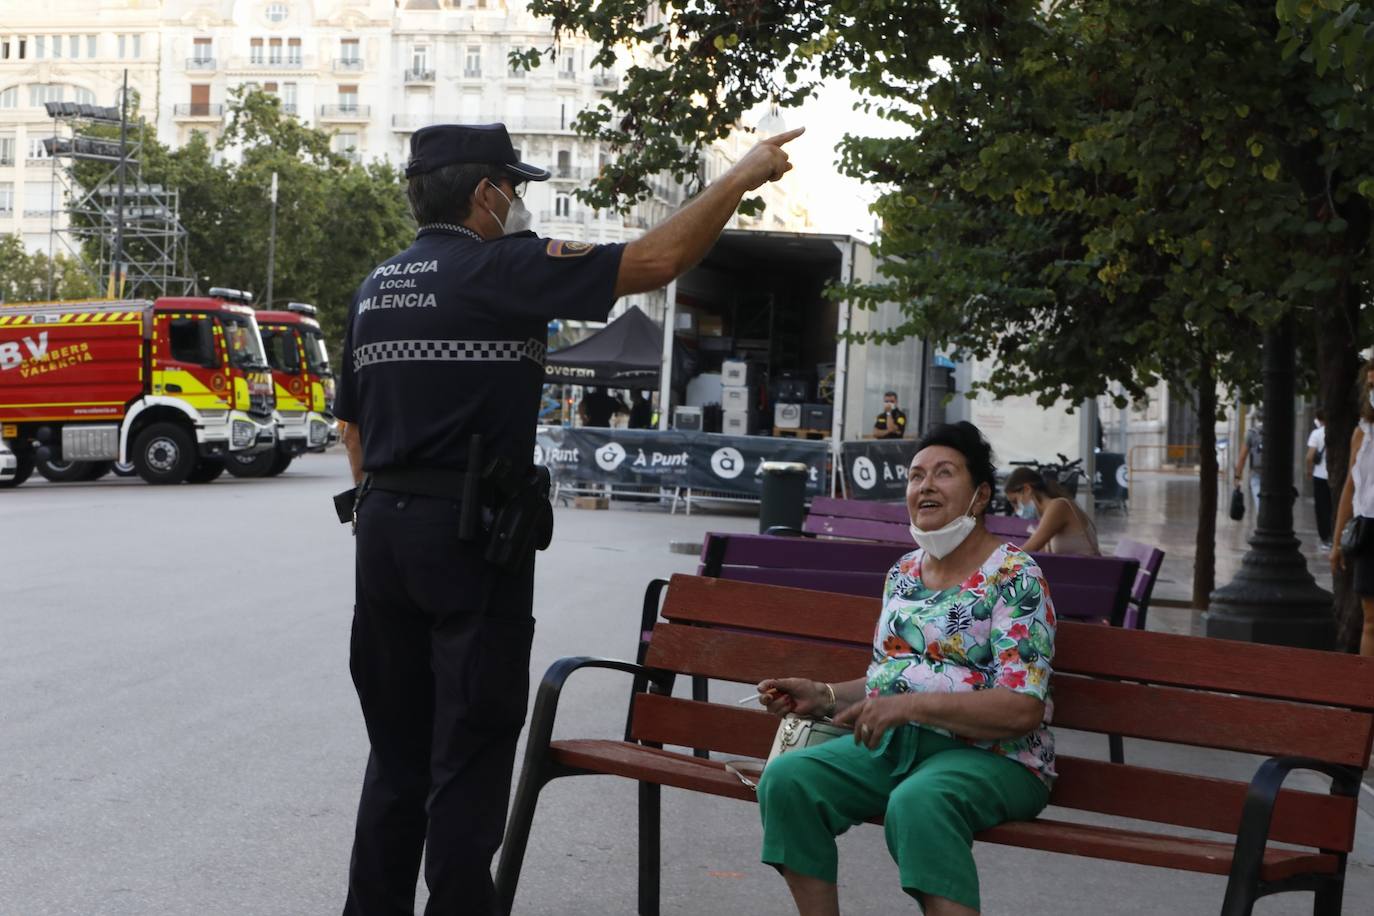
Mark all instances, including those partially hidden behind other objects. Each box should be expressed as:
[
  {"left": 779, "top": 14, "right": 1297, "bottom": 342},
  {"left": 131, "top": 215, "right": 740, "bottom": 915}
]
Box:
[{"left": 500, "top": 482, "right": 1372, "bottom": 915}]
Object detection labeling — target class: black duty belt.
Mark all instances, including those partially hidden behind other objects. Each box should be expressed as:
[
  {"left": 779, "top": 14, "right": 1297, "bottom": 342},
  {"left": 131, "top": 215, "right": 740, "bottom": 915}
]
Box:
[{"left": 368, "top": 467, "right": 470, "bottom": 501}]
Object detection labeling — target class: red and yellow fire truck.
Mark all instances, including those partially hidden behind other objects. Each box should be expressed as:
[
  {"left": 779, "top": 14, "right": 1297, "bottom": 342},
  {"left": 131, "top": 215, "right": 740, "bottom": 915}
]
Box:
[
  {"left": 227, "top": 301, "right": 337, "bottom": 478},
  {"left": 0, "top": 289, "right": 277, "bottom": 487}
]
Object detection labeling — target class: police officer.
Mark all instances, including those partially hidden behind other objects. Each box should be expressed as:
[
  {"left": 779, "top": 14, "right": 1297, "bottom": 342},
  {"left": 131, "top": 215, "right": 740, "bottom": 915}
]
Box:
[{"left": 334, "top": 121, "right": 803, "bottom": 916}]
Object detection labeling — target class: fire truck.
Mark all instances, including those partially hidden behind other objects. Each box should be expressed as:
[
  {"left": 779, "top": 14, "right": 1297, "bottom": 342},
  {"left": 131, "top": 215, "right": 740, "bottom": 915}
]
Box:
[
  {"left": 226, "top": 301, "right": 337, "bottom": 478},
  {"left": 0, "top": 289, "right": 277, "bottom": 487}
]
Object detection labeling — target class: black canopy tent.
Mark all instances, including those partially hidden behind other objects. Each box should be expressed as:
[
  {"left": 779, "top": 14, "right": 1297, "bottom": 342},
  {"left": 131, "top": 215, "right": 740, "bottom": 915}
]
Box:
[{"left": 544, "top": 306, "right": 664, "bottom": 387}]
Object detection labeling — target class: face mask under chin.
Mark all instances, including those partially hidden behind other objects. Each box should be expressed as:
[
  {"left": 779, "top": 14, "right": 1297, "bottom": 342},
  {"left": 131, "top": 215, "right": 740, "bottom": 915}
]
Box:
[{"left": 909, "top": 492, "right": 980, "bottom": 560}]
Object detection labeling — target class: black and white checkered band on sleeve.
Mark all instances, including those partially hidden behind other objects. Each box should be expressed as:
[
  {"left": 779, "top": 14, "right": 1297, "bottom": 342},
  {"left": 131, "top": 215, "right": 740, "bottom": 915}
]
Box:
[{"left": 352, "top": 338, "right": 547, "bottom": 371}]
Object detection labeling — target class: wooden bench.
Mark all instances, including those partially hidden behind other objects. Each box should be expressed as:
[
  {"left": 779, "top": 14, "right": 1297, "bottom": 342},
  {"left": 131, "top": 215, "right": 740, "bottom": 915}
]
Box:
[
  {"left": 495, "top": 574, "right": 1374, "bottom": 916},
  {"left": 693, "top": 530, "right": 1140, "bottom": 764},
  {"left": 788, "top": 495, "right": 1034, "bottom": 543}
]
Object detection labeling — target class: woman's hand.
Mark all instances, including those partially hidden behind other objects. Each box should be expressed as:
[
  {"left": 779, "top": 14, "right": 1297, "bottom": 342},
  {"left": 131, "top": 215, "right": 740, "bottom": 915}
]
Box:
[
  {"left": 756, "top": 678, "right": 831, "bottom": 717},
  {"left": 1332, "top": 545, "right": 1345, "bottom": 575},
  {"left": 832, "top": 694, "right": 917, "bottom": 749}
]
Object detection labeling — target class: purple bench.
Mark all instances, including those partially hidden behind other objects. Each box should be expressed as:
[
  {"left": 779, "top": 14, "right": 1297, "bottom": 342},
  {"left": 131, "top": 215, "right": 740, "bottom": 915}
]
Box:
[
  {"left": 791, "top": 496, "right": 1032, "bottom": 544},
  {"left": 1113, "top": 538, "right": 1166, "bottom": 630}
]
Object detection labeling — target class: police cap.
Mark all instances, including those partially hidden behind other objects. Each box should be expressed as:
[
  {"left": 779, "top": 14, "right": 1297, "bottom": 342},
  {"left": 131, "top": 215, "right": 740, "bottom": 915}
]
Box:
[{"left": 405, "top": 123, "right": 552, "bottom": 181}]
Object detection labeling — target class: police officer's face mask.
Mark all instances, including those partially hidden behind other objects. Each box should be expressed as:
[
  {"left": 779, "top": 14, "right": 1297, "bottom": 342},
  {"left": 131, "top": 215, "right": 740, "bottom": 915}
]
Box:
[{"left": 483, "top": 181, "right": 532, "bottom": 236}]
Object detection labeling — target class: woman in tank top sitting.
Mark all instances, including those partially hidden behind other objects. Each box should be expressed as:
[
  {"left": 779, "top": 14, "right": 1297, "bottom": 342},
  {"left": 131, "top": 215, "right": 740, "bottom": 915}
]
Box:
[
  {"left": 1003, "top": 467, "right": 1100, "bottom": 556},
  {"left": 1330, "top": 358, "right": 1374, "bottom": 656}
]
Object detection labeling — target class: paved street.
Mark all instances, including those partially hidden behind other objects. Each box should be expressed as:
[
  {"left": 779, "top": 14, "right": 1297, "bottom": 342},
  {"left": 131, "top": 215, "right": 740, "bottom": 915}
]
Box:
[{"left": 1, "top": 452, "right": 1370, "bottom": 915}]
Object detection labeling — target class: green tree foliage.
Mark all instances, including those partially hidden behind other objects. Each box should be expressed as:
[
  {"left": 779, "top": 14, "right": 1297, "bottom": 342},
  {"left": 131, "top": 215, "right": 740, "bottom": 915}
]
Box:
[
  {"left": 0, "top": 234, "right": 97, "bottom": 304},
  {"left": 534, "top": 1, "right": 1373, "bottom": 639}
]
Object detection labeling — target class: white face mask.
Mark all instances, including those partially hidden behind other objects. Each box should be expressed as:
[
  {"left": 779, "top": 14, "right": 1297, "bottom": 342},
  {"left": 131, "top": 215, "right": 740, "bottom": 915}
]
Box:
[
  {"left": 909, "top": 492, "right": 979, "bottom": 560},
  {"left": 484, "top": 182, "right": 532, "bottom": 235}
]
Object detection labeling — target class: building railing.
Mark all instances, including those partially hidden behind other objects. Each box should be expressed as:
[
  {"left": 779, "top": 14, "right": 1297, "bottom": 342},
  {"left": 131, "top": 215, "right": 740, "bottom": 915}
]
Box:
[
  {"left": 241, "top": 55, "right": 306, "bottom": 70},
  {"left": 592, "top": 72, "right": 619, "bottom": 88},
  {"left": 173, "top": 103, "right": 225, "bottom": 118},
  {"left": 333, "top": 57, "right": 365, "bottom": 72},
  {"left": 320, "top": 104, "right": 370, "bottom": 119},
  {"left": 282, "top": 102, "right": 298, "bottom": 116},
  {"left": 187, "top": 57, "right": 216, "bottom": 71},
  {"left": 404, "top": 68, "right": 435, "bottom": 83},
  {"left": 538, "top": 210, "right": 588, "bottom": 224},
  {"left": 462, "top": 68, "right": 482, "bottom": 78}
]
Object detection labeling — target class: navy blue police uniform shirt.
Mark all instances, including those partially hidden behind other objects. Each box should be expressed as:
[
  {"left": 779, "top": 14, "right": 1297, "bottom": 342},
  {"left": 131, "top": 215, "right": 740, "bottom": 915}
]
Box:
[{"left": 333, "top": 228, "right": 625, "bottom": 471}]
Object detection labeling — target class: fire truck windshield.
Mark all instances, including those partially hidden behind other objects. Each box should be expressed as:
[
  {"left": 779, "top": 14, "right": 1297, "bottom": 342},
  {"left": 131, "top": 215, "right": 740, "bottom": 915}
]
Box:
[
  {"left": 302, "top": 328, "right": 331, "bottom": 375},
  {"left": 261, "top": 327, "right": 302, "bottom": 373},
  {"left": 220, "top": 313, "right": 269, "bottom": 370}
]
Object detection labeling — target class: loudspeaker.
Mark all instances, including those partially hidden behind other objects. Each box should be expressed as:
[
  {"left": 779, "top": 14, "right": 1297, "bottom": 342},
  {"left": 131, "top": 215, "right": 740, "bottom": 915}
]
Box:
[
  {"left": 673, "top": 406, "right": 703, "bottom": 431},
  {"left": 803, "top": 403, "right": 832, "bottom": 430}
]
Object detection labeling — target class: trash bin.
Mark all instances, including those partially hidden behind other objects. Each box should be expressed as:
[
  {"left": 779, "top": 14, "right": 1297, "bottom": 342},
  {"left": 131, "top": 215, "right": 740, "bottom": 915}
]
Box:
[{"left": 759, "top": 460, "right": 809, "bottom": 534}]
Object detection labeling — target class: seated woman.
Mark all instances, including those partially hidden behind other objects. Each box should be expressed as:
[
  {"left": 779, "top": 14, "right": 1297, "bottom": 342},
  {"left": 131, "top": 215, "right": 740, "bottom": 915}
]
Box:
[
  {"left": 1004, "top": 467, "right": 1100, "bottom": 555},
  {"left": 755, "top": 421, "right": 1056, "bottom": 916}
]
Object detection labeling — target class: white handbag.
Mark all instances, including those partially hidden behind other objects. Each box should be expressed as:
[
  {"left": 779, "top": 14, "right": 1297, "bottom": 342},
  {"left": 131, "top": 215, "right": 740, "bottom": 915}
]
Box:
[{"left": 726, "top": 714, "right": 853, "bottom": 790}]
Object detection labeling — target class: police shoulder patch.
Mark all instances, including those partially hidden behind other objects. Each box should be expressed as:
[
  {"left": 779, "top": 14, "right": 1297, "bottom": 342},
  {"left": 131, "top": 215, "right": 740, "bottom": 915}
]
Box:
[{"left": 546, "top": 239, "right": 595, "bottom": 259}]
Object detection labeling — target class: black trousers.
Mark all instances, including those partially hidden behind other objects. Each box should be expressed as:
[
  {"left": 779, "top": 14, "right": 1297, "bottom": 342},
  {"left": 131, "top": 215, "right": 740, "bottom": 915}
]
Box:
[
  {"left": 344, "top": 492, "right": 535, "bottom": 916},
  {"left": 1313, "top": 476, "right": 1333, "bottom": 544}
]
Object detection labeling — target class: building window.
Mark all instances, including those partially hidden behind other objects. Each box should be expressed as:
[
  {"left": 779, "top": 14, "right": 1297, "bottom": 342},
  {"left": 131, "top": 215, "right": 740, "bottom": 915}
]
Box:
[
  {"left": 87, "top": 35, "right": 97, "bottom": 58},
  {"left": 338, "top": 85, "right": 358, "bottom": 112},
  {"left": 0, "top": 135, "right": 14, "bottom": 166},
  {"left": 508, "top": 46, "right": 524, "bottom": 78},
  {"left": 268, "top": 38, "right": 283, "bottom": 65},
  {"left": 34, "top": 36, "right": 45, "bottom": 59},
  {"left": 0, "top": 182, "right": 13, "bottom": 215},
  {"left": 69, "top": 35, "right": 80, "bottom": 58},
  {"left": 559, "top": 49, "right": 576, "bottom": 78},
  {"left": 411, "top": 45, "right": 428, "bottom": 72},
  {"left": 340, "top": 38, "right": 359, "bottom": 62},
  {"left": 1, "top": 40, "right": 9, "bottom": 60},
  {"left": 282, "top": 82, "right": 297, "bottom": 114},
  {"left": 264, "top": 81, "right": 278, "bottom": 96},
  {"left": 464, "top": 46, "right": 481, "bottom": 78},
  {"left": 555, "top": 194, "right": 571, "bottom": 217},
  {"left": 333, "top": 131, "right": 358, "bottom": 162},
  {"left": 51, "top": 35, "right": 62, "bottom": 59},
  {"left": 117, "top": 34, "right": 140, "bottom": 59},
  {"left": 28, "top": 137, "right": 49, "bottom": 161},
  {"left": 556, "top": 150, "right": 571, "bottom": 178},
  {"left": 73, "top": 87, "right": 95, "bottom": 105},
  {"left": 0, "top": 87, "right": 16, "bottom": 109},
  {"left": 266, "top": 3, "right": 289, "bottom": 23},
  {"left": 288, "top": 37, "right": 301, "bottom": 65},
  {"left": 29, "top": 84, "right": 64, "bottom": 107},
  {"left": 250, "top": 38, "right": 264, "bottom": 65},
  {"left": 193, "top": 38, "right": 212, "bottom": 63}
]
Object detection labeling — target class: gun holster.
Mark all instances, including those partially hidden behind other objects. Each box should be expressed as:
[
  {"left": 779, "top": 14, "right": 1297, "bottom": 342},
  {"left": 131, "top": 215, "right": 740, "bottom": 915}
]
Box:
[{"left": 481, "top": 462, "right": 554, "bottom": 571}]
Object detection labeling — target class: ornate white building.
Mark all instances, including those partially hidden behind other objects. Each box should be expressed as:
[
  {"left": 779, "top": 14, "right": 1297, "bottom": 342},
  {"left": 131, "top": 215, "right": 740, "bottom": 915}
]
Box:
[{"left": 1, "top": 0, "right": 811, "bottom": 267}]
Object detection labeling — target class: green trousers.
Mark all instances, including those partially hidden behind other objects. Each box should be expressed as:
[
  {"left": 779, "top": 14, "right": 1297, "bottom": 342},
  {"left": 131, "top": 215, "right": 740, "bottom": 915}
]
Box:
[{"left": 757, "top": 725, "right": 1049, "bottom": 912}]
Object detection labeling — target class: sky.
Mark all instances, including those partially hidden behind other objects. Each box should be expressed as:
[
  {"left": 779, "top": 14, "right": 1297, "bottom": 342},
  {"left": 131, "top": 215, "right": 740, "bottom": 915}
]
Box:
[{"left": 758, "top": 77, "right": 907, "bottom": 239}]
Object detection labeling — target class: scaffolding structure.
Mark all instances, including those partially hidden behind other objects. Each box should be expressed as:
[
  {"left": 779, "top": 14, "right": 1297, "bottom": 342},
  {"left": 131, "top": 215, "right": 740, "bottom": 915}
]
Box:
[{"left": 43, "top": 100, "right": 195, "bottom": 299}]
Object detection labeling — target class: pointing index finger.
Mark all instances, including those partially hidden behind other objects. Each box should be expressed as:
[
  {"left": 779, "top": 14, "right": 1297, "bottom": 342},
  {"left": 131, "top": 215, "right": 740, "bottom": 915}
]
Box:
[{"left": 762, "top": 126, "right": 806, "bottom": 147}]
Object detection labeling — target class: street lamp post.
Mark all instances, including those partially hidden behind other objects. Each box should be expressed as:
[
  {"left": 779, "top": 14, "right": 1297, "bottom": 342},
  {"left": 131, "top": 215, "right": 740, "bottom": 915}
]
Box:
[
  {"left": 264, "top": 171, "right": 278, "bottom": 309},
  {"left": 1205, "top": 313, "right": 1336, "bottom": 648}
]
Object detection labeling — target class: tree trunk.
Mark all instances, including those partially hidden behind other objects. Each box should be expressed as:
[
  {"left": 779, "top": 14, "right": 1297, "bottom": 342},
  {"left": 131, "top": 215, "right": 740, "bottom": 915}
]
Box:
[
  {"left": 1192, "top": 352, "right": 1218, "bottom": 609},
  {"left": 1316, "top": 276, "right": 1362, "bottom": 652}
]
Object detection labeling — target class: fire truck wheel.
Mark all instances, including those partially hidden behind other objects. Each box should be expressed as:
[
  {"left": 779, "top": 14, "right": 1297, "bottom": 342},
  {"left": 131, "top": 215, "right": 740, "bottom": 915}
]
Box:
[
  {"left": 265, "top": 450, "right": 294, "bottom": 477},
  {"left": 187, "top": 458, "right": 226, "bottom": 484},
  {"left": 0, "top": 451, "right": 35, "bottom": 488},
  {"left": 84, "top": 462, "right": 114, "bottom": 481},
  {"left": 133, "top": 423, "right": 197, "bottom": 485},
  {"left": 37, "top": 458, "right": 95, "bottom": 483},
  {"left": 225, "top": 450, "right": 277, "bottom": 478},
  {"left": 111, "top": 461, "right": 137, "bottom": 477}
]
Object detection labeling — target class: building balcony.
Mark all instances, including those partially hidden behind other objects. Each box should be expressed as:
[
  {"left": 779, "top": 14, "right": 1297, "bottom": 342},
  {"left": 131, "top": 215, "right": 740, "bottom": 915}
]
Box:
[
  {"left": 333, "top": 57, "right": 365, "bottom": 73},
  {"left": 186, "top": 57, "right": 217, "bottom": 71},
  {"left": 538, "top": 210, "right": 587, "bottom": 225},
  {"left": 392, "top": 113, "right": 440, "bottom": 132},
  {"left": 0, "top": 156, "right": 13, "bottom": 167},
  {"left": 551, "top": 166, "right": 596, "bottom": 181},
  {"left": 282, "top": 103, "right": 298, "bottom": 116},
  {"left": 461, "top": 68, "right": 482, "bottom": 79},
  {"left": 404, "top": 68, "right": 435, "bottom": 83},
  {"left": 319, "top": 104, "right": 370, "bottom": 121},
  {"left": 174, "top": 102, "right": 225, "bottom": 120},
  {"left": 557, "top": 69, "right": 577, "bottom": 81},
  {"left": 592, "top": 72, "right": 619, "bottom": 89},
  {"left": 238, "top": 56, "right": 306, "bottom": 72}
]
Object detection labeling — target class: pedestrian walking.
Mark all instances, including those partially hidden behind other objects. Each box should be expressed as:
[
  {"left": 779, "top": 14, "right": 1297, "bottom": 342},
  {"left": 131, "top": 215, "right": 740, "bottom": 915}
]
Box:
[
  {"left": 1331, "top": 361, "right": 1374, "bottom": 657},
  {"left": 1233, "top": 408, "right": 1264, "bottom": 508},
  {"left": 1306, "top": 409, "right": 1331, "bottom": 549},
  {"left": 333, "top": 121, "right": 804, "bottom": 916}
]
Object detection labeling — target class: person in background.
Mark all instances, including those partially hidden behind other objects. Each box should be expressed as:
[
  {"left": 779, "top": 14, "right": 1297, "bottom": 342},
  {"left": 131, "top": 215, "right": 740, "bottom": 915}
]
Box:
[
  {"left": 1331, "top": 360, "right": 1374, "bottom": 657},
  {"left": 1306, "top": 409, "right": 1331, "bottom": 550},
  {"left": 578, "top": 386, "right": 627, "bottom": 428},
  {"left": 1004, "top": 467, "right": 1101, "bottom": 556},
  {"left": 1234, "top": 408, "right": 1264, "bottom": 508},
  {"left": 628, "top": 390, "right": 654, "bottom": 429},
  {"left": 873, "top": 390, "right": 907, "bottom": 439}
]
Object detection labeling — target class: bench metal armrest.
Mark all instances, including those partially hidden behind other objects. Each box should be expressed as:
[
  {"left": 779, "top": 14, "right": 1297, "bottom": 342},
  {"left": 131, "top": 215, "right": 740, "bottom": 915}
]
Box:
[
  {"left": 1221, "top": 755, "right": 1362, "bottom": 915},
  {"left": 526, "top": 656, "right": 675, "bottom": 761},
  {"left": 763, "top": 525, "right": 816, "bottom": 538}
]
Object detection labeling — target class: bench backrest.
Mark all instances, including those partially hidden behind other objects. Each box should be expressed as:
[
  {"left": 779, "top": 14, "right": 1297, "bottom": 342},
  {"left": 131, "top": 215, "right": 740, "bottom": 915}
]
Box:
[
  {"left": 699, "top": 531, "right": 1139, "bottom": 626},
  {"left": 802, "top": 496, "right": 1031, "bottom": 544},
  {"left": 636, "top": 574, "right": 1374, "bottom": 855},
  {"left": 1112, "top": 538, "right": 1167, "bottom": 629}
]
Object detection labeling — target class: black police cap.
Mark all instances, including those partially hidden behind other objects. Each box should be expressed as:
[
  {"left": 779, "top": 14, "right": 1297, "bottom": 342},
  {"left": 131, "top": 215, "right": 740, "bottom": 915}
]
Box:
[{"left": 404, "top": 123, "right": 551, "bottom": 181}]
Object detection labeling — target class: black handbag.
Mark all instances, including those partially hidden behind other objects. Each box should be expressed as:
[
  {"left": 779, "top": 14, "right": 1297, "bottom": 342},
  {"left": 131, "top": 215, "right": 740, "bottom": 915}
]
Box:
[
  {"left": 1229, "top": 486, "right": 1245, "bottom": 521},
  {"left": 1340, "top": 516, "right": 1372, "bottom": 558}
]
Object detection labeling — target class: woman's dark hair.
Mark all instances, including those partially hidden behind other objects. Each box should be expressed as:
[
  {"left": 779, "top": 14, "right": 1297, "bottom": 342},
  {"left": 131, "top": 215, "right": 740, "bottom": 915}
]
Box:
[
  {"left": 1004, "top": 466, "right": 1071, "bottom": 500},
  {"left": 913, "top": 422, "right": 997, "bottom": 499},
  {"left": 406, "top": 162, "right": 507, "bottom": 226}
]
